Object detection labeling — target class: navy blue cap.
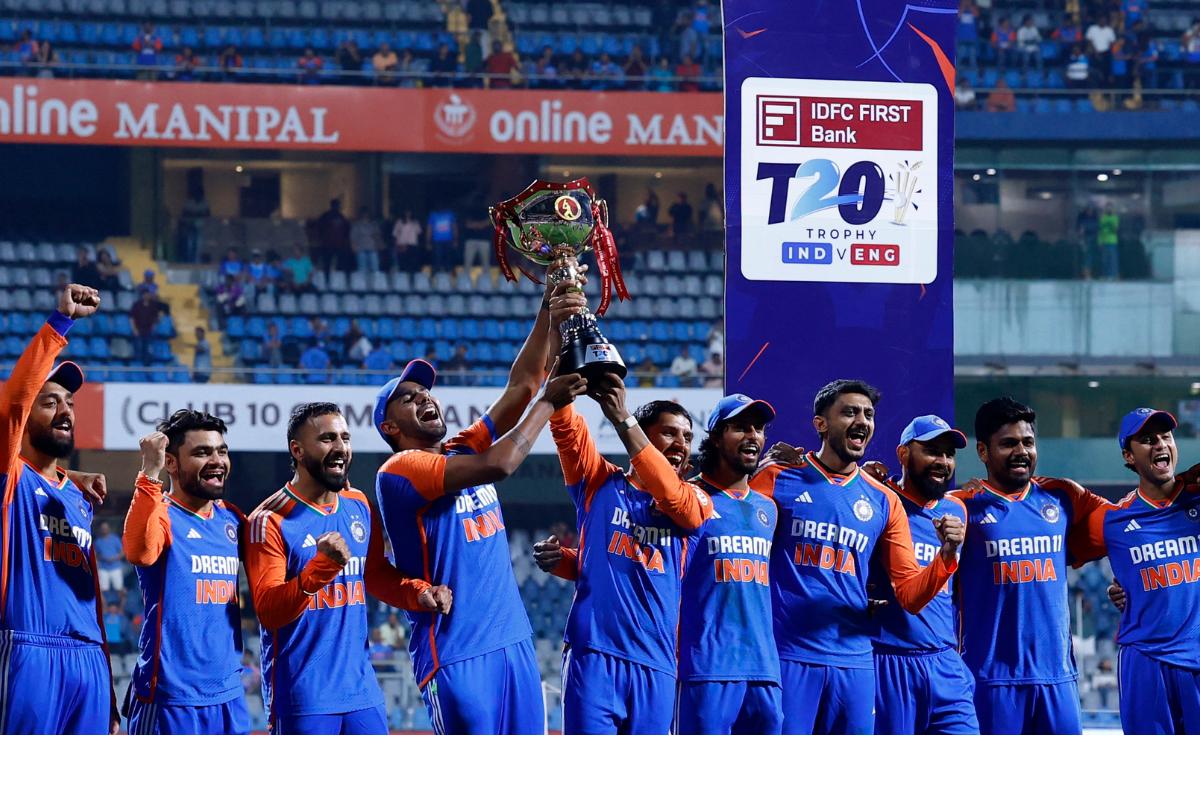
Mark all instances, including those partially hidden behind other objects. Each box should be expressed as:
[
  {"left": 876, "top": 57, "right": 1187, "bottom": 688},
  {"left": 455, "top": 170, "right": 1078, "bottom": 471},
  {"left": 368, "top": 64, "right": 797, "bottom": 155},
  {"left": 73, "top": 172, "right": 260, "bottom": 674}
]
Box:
[
  {"left": 899, "top": 414, "right": 967, "bottom": 449},
  {"left": 373, "top": 359, "right": 437, "bottom": 441},
  {"left": 1118, "top": 407, "right": 1177, "bottom": 449},
  {"left": 46, "top": 361, "right": 84, "bottom": 393},
  {"left": 706, "top": 393, "right": 776, "bottom": 433}
]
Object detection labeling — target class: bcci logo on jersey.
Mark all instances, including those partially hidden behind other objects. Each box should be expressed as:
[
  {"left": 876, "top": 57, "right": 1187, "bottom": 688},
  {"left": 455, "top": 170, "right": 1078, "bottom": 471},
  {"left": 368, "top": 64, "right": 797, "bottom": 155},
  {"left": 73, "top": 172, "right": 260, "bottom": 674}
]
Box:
[
  {"left": 853, "top": 498, "right": 874, "bottom": 522},
  {"left": 1041, "top": 504, "right": 1061, "bottom": 523},
  {"left": 739, "top": 77, "right": 938, "bottom": 285},
  {"left": 224, "top": 522, "right": 237, "bottom": 544},
  {"left": 350, "top": 519, "right": 367, "bottom": 544}
]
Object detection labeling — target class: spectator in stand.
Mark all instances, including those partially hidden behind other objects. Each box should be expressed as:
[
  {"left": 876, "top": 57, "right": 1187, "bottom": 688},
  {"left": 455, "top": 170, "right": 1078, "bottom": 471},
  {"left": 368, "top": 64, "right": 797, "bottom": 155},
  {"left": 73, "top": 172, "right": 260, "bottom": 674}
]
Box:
[
  {"left": 316, "top": 198, "right": 352, "bottom": 272},
  {"left": 369, "top": 629, "right": 395, "bottom": 669},
  {"left": 1066, "top": 46, "right": 1091, "bottom": 91},
  {"left": 422, "top": 346, "right": 439, "bottom": 371},
  {"left": 1076, "top": 201, "right": 1099, "bottom": 279},
  {"left": 132, "top": 22, "right": 163, "bottom": 80},
  {"left": 527, "top": 45, "right": 558, "bottom": 88},
  {"left": 214, "top": 272, "right": 246, "bottom": 318},
  {"left": 650, "top": 56, "right": 674, "bottom": 92},
  {"left": 1185, "top": 19, "right": 1200, "bottom": 89},
  {"left": 707, "top": 318, "right": 724, "bottom": 359},
  {"left": 955, "top": 74, "right": 978, "bottom": 110},
  {"left": 675, "top": 53, "right": 702, "bottom": 92},
  {"left": 373, "top": 41, "right": 399, "bottom": 85},
  {"left": 670, "top": 347, "right": 699, "bottom": 387},
  {"left": 1086, "top": 14, "right": 1117, "bottom": 85},
  {"left": 130, "top": 288, "right": 164, "bottom": 366},
  {"left": 588, "top": 52, "right": 624, "bottom": 91},
  {"left": 264, "top": 320, "right": 283, "bottom": 369},
  {"left": 668, "top": 192, "right": 694, "bottom": 239},
  {"left": 221, "top": 247, "right": 244, "bottom": 278},
  {"left": 299, "top": 342, "right": 331, "bottom": 384},
  {"left": 377, "top": 613, "right": 405, "bottom": 648},
  {"left": 311, "top": 316, "right": 330, "bottom": 346},
  {"left": 241, "top": 651, "right": 261, "bottom": 696},
  {"left": 343, "top": 320, "right": 372, "bottom": 366},
  {"left": 484, "top": 40, "right": 518, "bottom": 89},
  {"left": 15, "top": 29, "right": 38, "bottom": 74},
  {"left": 1092, "top": 658, "right": 1117, "bottom": 707},
  {"left": 635, "top": 188, "right": 660, "bottom": 228},
  {"left": 699, "top": 350, "right": 722, "bottom": 388},
  {"left": 245, "top": 249, "right": 274, "bottom": 289},
  {"left": 699, "top": 182, "right": 723, "bottom": 241},
  {"left": 461, "top": 211, "right": 492, "bottom": 270},
  {"left": 297, "top": 47, "right": 323, "bottom": 85},
  {"left": 74, "top": 246, "right": 104, "bottom": 288},
  {"left": 396, "top": 48, "right": 419, "bottom": 88},
  {"left": 350, "top": 207, "right": 384, "bottom": 273},
  {"left": 991, "top": 17, "right": 1015, "bottom": 69},
  {"left": 34, "top": 40, "right": 56, "bottom": 79},
  {"left": 464, "top": 32, "right": 484, "bottom": 86},
  {"left": 97, "top": 248, "right": 122, "bottom": 289},
  {"left": 336, "top": 38, "right": 364, "bottom": 84},
  {"left": 623, "top": 44, "right": 647, "bottom": 89},
  {"left": 1098, "top": 203, "right": 1120, "bottom": 280},
  {"left": 193, "top": 326, "right": 212, "bottom": 383},
  {"left": 985, "top": 76, "right": 1016, "bottom": 112},
  {"left": 283, "top": 243, "right": 314, "bottom": 290},
  {"left": 1123, "top": 0, "right": 1146, "bottom": 28},
  {"left": 392, "top": 208, "right": 422, "bottom": 273},
  {"left": 1135, "top": 24, "right": 1160, "bottom": 88},
  {"left": 173, "top": 46, "right": 201, "bottom": 81},
  {"left": 1054, "top": 15, "right": 1084, "bottom": 47},
  {"left": 675, "top": 9, "right": 701, "bottom": 62},
  {"left": 561, "top": 49, "right": 589, "bottom": 90},
  {"left": 137, "top": 269, "right": 157, "bottom": 295},
  {"left": 426, "top": 207, "right": 459, "bottom": 271},
  {"left": 444, "top": 343, "right": 470, "bottom": 386},
  {"left": 94, "top": 521, "right": 124, "bottom": 594},
  {"left": 104, "top": 603, "right": 133, "bottom": 656},
  {"left": 636, "top": 355, "right": 659, "bottom": 388},
  {"left": 693, "top": 0, "right": 713, "bottom": 37},
  {"left": 957, "top": 1, "right": 979, "bottom": 69},
  {"left": 218, "top": 44, "right": 243, "bottom": 81},
  {"left": 430, "top": 42, "right": 458, "bottom": 87},
  {"left": 1017, "top": 16, "right": 1042, "bottom": 72}
]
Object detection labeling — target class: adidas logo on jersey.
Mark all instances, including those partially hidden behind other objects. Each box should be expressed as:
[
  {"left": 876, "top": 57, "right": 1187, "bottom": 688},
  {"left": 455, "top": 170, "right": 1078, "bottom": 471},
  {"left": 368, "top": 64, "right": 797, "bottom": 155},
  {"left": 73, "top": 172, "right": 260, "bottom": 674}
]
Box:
[
  {"left": 710, "top": 509, "right": 721, "bottom": 519},
  {"left": 186, "top": 528, "right": 203, "bottom": 539},
  {"left": 980, "top": 512, "right": 999, "bottom": 525},
  {"left": 302, "top": 534, "right": 317, "bottom": 548},
  {"left": 34, "top": 486, "right": 48, "bottom": 497},
  {"left": 1124, "top": 519, "right": 1142, "bottom": 533},
  {"left": 795, "top": 492, "right": 813, "bottom": 504}
]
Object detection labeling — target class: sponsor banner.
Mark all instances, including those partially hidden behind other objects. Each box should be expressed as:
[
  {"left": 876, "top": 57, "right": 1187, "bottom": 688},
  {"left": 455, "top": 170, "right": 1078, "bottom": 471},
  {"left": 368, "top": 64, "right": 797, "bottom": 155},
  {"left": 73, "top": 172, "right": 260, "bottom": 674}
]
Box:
[
  {"left": 100, "top": 382, "right": 723, "bottom": 455},
  {"left": 723, "top": 1, "right": 957, "bottom": 454},
  {"left": 0, "top": 78, "right": 723, "bottom": 156}
]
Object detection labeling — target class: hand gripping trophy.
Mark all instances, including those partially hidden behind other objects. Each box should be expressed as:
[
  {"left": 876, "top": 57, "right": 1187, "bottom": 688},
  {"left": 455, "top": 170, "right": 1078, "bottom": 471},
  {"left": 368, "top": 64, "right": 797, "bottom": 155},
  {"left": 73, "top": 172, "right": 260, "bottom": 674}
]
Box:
[{"left": 490, "top": 178, "right": 630, "bottom": 381}]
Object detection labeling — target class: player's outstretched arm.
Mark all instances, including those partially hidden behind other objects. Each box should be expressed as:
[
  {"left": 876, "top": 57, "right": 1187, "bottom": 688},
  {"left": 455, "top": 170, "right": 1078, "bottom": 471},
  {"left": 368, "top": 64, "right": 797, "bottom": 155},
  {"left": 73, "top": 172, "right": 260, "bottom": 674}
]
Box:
[
  {"left": 363, "top": 505, "right": 451, "bottom": 613},
  {"left": 122, "top": 432, "right": 173, "bottom": 566},
  {"left": 0, "top": 284, "right": 99, "bottom": 477},
  {"left": 878, "top": 489, "right": 959, "bottom": 613},
  {"left": 548, "top": 401, "right": 617, "bottom": 512},
  {"left": 66, "top": 470, "right": 107, "bottom": 507},
  {"left": 244, "top": 512, "right": 345, "bottom": 629}
]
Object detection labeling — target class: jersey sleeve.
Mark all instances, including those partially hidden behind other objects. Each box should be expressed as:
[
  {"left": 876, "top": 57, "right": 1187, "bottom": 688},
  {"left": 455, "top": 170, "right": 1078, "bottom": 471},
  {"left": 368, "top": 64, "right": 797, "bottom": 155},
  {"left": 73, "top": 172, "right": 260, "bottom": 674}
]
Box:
[
  {"left": 445, "top": 414, "right": 497, "bottom": 455},
  {"left": 121, "top": 474, "right": 173, "bottom": 567},
  {"left": 877, "top": 489, "right": 957, "bottom": 613},
  {"left": 1, "top": 312, "right": 72, "bottom": 482},
  {"left": 550, "top": 547, "right": 579, "bottom": 582},
  {"left": 629, "top": 443, "right": 712, "bottom": 531},
  {"left": 549, "top": 405, "right": 620, "bottom": 512},
  {"left": 244, "top": 511, "right": 344, "bottom": 630},
  {"left": 364, "top": 502, "right": 433, "bottom": 610},
  {"left": 1037, "top": 476, "right": 1113, "bottom": 566},
  {"left": 749, "top": 463, "right": 786, "bottom": 499},
  {"left": 379, "top": 450, "right": 448, "bottom": 503}
]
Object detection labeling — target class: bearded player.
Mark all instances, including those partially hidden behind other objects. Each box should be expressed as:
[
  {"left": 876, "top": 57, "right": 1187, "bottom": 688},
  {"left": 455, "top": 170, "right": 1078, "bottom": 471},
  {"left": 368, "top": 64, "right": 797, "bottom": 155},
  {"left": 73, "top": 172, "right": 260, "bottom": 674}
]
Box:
[
  {"left": 750, "top": 380, "right": 961, "bottom": 735},
  {"left": 121, "top": 411, "right": 249, "bottom": 734},
  {"left": 246, "top": 402, "right": 452, "bottom": 735},
  {"left": 0, "top": 284, "right": 117, "bottom": 734}
]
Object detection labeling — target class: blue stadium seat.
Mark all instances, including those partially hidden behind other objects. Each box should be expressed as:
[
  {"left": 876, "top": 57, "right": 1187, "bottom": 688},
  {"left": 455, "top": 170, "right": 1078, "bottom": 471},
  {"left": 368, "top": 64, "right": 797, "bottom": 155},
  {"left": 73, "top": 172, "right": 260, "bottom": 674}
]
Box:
[
  {"left": 1054, "top": 98, "right": 1072, "bottom": 113},
  {"left": 656, "top": 374, "right": 680, "bottom": 388},
  {"left": 1183, "top": 99, "right": 1200, "bottom": 113},
  {"left": 225, "top": 317, "right": 246, "bottom": 338},
  {"left": 290, "top": 317, "right": 312, "bottom": 338},
  {"left": 1074, "top": 98, "right": 1094, "bottom": 113},
  {"left": 672, "top": 321, "right": 691, "bottom": 342},
  {"left": 418, "top": 318, "right": 437, "bottom": 339},
  {"left": 441, "top": 319, "right": 460, "bottom": 340},
  {"left": 482, "top": 319, "right": 501, "bottom": 340}
]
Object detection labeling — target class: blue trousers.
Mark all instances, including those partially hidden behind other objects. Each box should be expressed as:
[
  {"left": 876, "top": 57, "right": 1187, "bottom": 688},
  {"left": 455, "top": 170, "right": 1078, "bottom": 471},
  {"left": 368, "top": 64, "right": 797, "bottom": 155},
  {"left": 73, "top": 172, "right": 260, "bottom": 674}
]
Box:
[
  {"left": 1119, "top": 646, "right": 1200, "bottom": 735},
  {"left": 974, "top": 680, "right": 1082, "bottom": 735},
  {"left": 126, "top": 693, "right": 250, "bottom": 735},
  {"left": 273, "top": 704, "right": 388, "bottom": 735},
  {"left": 675, "top": 680, "right": 782, "bottom": 735},
  {"left": 1, "top": 631, "right": 110, "bottom": 735},
  {"left": 561, "top": 647, "right": 673, "bottom": 735},
  {"left": 780, "top": 659, "right": 875, "bottom": 734},
  {"left": 873, "top": 649, "right": 979, "bottom": 735},
  {"left": 421, "top": 639, "right": 544, "bottom": 734}
]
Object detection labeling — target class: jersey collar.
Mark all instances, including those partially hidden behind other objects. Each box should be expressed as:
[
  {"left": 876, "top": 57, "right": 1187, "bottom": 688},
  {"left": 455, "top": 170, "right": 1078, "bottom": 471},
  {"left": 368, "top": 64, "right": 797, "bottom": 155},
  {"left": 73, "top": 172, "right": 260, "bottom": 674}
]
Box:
[
  {"left": 698, "top": 473, "right": 749, "bottom": 501},
  {"left": 19, "top": 456, "right": 69, "bottom": 489},
  {"left": 1136, "top": 482, "right": 1183, "bottom": 510},
  {"left": 980, "top": 479, "right": 1031, "bottom": 503},
  {"left": 284, "top": 482, "right": 339, "bottom": 516},
  {"left": 166, "top": 493, "right": 215, "bottom": 520},
  {"left": 805, "top": 452, "right": 859, "bottom": 487}
]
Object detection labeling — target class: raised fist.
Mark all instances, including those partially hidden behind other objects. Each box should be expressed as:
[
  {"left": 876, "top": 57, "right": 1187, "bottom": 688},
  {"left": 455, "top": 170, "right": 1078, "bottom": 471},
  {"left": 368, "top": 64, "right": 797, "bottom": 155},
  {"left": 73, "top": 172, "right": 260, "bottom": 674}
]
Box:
[
  {"left": 58, "top": 283, "right": 101, "bottom": 320},
  {"left": 418, "top": 584, "right": 453, "bottom": 615},
  {"left": 139, "top": 431, "right": 169, "bottom": 480},
  {"left": 935, "top": 514, "right": 966, "bottom": 559},
  {"left": 316, "top": 533, "right": 350, "bottom": 566}
]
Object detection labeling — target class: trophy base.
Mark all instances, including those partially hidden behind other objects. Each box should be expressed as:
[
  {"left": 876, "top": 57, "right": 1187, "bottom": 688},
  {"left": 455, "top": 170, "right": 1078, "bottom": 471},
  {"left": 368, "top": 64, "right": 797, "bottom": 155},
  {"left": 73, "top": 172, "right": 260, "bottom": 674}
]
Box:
[{"left": 560, "top": 331, "right": 627, "bottom": 383}]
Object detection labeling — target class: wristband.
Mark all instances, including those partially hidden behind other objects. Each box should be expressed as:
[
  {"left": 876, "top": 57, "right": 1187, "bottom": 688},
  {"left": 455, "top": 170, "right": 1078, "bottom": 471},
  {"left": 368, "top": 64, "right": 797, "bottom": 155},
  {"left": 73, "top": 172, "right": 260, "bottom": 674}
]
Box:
[
  {"left": 617, "top": 415, "right": 638, "bottom": 431},
  {"left": 138, "top": 471, "right": 163, "bottom": 485}
]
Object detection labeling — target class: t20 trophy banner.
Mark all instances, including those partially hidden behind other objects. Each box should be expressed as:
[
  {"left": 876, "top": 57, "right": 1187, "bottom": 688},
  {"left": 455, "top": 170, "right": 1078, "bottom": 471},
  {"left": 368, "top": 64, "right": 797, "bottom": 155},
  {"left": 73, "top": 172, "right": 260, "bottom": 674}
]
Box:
[
  {"left": 723, "top": 0, "right": 957, "bottom": 455},
  {"left": 490, "top": 178, "right": 630, "bottom": 380}
]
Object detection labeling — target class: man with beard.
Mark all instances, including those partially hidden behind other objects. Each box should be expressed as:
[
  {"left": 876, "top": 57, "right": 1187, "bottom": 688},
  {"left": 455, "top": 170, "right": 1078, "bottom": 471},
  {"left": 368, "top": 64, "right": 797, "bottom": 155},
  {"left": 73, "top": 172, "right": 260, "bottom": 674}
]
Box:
[
  {"left": 868, "top": 416, "right": 978, "bottom": 735},
  {"left": 121, "top": 411, "right": 250, "bottom": 734},
  {"left": 750, "top": 379, "right": 961, "bottom": 735},
  {"left": 1064, "top": 408, "right": 1200, "bottom": 734},
  {"left": 245, "top": 402, "right": 452, "bottom": 734},
  {"left": 674, "top": 394, "right": 781, "bottom": 734},
  {"left": 372, "top": 276, "right": 588, "bottom": 735},
  {"left": 0, "top": 284, "right": 115, "bottom": 734},
  {"left": 530, "top": 375, "right": 697, "bottom": 735}
]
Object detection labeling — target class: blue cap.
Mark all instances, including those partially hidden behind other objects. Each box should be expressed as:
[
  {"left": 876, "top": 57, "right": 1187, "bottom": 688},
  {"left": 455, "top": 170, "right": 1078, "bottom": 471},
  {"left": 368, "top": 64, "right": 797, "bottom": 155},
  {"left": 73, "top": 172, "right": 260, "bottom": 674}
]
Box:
[
  {"left": 1118, "top": 407, "right": 1177, "bottom": 449},
  {"left": 46, "top": 361, "right": 84, "bottom": 393},
  {"left": 373, "top": 359, "right": 437, "bottom": 441},
  {"left": 899, "top": 414, "right": 967, "bottom": 449},
  {"left": 706, "top": 393, "right": 776, "bottom": 433}
]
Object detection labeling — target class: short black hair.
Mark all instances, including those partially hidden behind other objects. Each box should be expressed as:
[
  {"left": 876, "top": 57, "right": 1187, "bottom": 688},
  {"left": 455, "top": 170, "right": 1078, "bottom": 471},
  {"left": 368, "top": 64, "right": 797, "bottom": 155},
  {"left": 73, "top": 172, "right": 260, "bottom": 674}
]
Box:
[
  {"left": 813, "top": 379, "right": 881, "bottom": 417},
  {"left": 974, "top": 397, "right": 1036, "bottom": 445},
  {"left": 156, "top": 409, "right": 227, "bottom": 455},
  {"left": 633, "top": 400, "right": 691, "bottom": 431},
  {"left": 696, "top": 423, "right": 725, "bottom": 476},
  {"left": 287, "top": 402, "right": 343, "bottom": 466}
]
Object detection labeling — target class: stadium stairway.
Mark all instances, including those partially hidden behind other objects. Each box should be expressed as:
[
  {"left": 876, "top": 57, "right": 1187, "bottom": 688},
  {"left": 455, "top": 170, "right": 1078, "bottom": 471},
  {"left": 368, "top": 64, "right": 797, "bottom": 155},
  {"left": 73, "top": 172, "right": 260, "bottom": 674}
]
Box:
[{"left": 106, "top": 237, "right": 233, "bottom": 378}]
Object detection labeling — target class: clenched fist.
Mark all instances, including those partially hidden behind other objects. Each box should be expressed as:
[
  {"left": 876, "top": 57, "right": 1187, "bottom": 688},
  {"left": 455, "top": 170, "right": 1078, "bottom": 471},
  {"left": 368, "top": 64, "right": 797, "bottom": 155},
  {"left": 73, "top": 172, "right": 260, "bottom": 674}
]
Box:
[
  {"left": 1107, "top": 578, "right": 1127, "bottom": 612},
  {"left": 139, "top": 431, "right": 169, "bottom": 480},
  {"left": 418, "top": 584, "right": 453, "bottom": 615},
  {"left": 533, "top": 535, "right": 563, "bottom": 573},
  {"left": 934, "top": 514, "right": 966, "bottom": 561},
  {"left": 58, "top": 283, "right": 101, "bottom": 320},
  {"left": 316, "top": 533, "right": 350, "bottom": 566}
]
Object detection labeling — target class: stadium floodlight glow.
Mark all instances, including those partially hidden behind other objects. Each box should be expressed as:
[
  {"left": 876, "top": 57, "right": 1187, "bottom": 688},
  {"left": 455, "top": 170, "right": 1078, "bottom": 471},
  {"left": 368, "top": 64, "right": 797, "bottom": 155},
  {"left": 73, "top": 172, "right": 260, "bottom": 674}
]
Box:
[
  {"left": 562, "top": 170, "right": 570, "bottom": 177},
  {"left": 235, "top": 164, "right": 244, "bottom": 173},
  {"left": 1039, "top": 191, "right": 1053, "bottom": 200},
  {"left": 1112, "top": 168, "right": 1123, "bottom": 176},
  {"left": 985, "top": 168, "right": 996, "bottom": 176},
  {"left": 1097, "top": 173, "right": 1109, "bottom": 182},
  {"left": 1191, "top": 382, "right": 1200, "bottom": 394},
  {"left": 1087, "top": 380, "right": 1100, "bottom": 389},
  {"left": 654, "top": 171, "right": 663, "bottom": 179},
  {"left": 972, "top": 173, "right": 981, "bottom": 181}
]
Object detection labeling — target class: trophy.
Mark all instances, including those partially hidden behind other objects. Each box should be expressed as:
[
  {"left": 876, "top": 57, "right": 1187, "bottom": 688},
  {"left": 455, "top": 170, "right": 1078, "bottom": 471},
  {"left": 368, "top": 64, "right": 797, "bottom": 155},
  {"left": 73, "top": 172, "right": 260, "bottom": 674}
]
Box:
[{"left": 490, "top": 178, "right": 630, "bottom": 382}]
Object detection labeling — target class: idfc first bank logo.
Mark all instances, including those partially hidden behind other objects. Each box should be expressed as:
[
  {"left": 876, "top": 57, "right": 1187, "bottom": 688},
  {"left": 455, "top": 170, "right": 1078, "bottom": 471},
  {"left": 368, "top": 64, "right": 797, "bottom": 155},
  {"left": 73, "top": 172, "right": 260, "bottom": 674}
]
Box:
[{"left": 739, "top": 78, "right": 938, "bottom": 285}]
